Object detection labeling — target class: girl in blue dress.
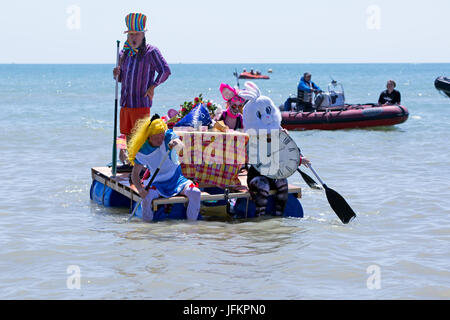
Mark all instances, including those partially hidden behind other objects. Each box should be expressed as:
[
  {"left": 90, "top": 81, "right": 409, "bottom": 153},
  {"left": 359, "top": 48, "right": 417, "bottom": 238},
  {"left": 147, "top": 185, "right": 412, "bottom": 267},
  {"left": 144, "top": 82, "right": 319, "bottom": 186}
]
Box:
[{"left": 128, "top": 115, "right": 201, "bottom": 221}]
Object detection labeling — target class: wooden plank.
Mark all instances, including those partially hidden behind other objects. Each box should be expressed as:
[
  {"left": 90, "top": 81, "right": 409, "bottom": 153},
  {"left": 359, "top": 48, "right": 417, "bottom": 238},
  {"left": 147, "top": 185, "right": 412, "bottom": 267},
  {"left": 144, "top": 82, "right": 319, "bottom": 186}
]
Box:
[
  {"left": 92, "top": 167, "right": 300, "bottom": 194},
  {"left": 237, "top": 173, "right": 301, "bottom": 194},
  {"left": 151, "top": 187, "right": 300, "bottom": 210},
  {"left": 91, "top": 167, "right": 301, "bottom": 212},
  {"left": 153, "top": 191, "right": 250, "bottom": 207},
  {"left": 92, "top": 167, "right": 141, "bottom": 201}
]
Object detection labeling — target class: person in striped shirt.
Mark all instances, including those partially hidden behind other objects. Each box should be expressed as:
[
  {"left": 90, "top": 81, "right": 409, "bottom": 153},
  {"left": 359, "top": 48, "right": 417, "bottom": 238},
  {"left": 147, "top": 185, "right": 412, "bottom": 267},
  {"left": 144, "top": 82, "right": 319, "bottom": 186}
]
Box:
[{"left": 113, "top": 13, "right": 171, "bottom": 171}]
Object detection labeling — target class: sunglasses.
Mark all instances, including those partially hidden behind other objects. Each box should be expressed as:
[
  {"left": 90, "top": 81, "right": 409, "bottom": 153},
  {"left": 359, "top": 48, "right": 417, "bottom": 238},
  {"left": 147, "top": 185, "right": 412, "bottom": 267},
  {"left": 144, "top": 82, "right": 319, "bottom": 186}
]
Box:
[{"left": 229, "top": 96, "right": 245, "bottom": 105}]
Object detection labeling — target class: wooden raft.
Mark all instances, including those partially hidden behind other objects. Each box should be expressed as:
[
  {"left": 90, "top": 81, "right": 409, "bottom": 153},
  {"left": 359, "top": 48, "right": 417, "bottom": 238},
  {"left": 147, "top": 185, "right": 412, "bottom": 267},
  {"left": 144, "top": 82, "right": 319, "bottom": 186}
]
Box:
[{"left": 91, "top": 167, "right": 301, "bottom": 212}]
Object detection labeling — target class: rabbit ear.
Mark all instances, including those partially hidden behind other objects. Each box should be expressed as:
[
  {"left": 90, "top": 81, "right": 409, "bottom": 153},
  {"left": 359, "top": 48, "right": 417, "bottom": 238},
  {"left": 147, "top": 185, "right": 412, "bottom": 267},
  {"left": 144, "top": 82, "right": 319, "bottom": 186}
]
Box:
[
  {"left": 238, "top": 89, "right": 257, "bottom": 101},
  {"left": 220, "top": 83, "right": 237, "bottom": 101},
  {"left": 244, "top": 81, "right": 261, "bottom": 98}
]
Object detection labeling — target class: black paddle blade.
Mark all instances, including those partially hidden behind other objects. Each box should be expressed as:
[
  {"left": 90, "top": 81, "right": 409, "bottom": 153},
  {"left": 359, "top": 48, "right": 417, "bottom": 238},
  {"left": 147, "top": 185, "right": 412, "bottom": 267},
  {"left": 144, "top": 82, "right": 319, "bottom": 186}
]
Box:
[
  {"left": 323, "top": 185, "right": 356, "bottom": 224},
  {"left": 297, "top": 168, "right": 322, "bottom": 190}
]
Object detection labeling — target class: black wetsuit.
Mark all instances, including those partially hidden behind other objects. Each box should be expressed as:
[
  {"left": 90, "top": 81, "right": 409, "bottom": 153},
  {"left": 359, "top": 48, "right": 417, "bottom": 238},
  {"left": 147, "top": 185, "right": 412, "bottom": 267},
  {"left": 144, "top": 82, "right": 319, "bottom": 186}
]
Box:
[{"left": 378, "top": 89, "right": 401, "bottom": 105}]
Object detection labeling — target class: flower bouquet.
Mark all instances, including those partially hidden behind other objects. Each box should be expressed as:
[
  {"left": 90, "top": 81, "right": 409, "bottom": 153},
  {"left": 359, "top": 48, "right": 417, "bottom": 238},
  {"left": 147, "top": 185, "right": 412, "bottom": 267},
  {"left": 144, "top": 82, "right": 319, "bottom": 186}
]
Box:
[{"left": 166, "top": 94, "right": 219, "bottom": 129}]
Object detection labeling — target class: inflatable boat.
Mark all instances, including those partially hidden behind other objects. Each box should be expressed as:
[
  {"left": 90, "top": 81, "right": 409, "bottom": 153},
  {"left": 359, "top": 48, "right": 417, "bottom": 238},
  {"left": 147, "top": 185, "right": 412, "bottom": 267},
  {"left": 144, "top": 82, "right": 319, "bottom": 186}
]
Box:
[
  {"left": 435, "top": 76, "right": 450, "bottom": 98},
  {"left": 281, "top": 80, "right": 409, "bottom": 130},
  {"left": 281, "top": 104, "right": 409, "bottom": 130},
  {"left": 238, "top": 72, "right": 270, "bottom": 80},
  {"left": 90, "top": 167, "right": 303, "bottom": 222}
]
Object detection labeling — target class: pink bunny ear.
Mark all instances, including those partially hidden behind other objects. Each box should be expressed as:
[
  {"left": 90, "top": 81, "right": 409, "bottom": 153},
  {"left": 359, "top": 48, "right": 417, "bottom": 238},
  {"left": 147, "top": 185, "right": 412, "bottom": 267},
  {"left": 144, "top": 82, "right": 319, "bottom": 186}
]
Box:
[
  {"left": 238, "top": 89, "right": 257, "bottom": 101},
  {"left": 220, "top": 83, "right": 237, "bottom": 101},
  {"left": 244, "top": 81, "right": 261, "bottom": 98}
]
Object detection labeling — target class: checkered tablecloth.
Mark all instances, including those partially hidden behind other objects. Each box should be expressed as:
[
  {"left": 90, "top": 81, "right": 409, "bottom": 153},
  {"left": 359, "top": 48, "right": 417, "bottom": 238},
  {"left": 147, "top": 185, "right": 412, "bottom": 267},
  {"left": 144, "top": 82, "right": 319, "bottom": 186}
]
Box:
[{"left": 175, "top": 130, "right": 249, "bottom": 188}]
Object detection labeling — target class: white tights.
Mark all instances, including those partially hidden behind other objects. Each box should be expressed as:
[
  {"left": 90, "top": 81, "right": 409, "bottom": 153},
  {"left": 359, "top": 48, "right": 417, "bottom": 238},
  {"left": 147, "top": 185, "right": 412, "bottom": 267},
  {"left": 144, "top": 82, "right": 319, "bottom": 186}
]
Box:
[
  {"left": 181, "top": 186, "right": 201, "bottom": 220},
  {"left": 142, "top": 185, "right": 201, "bottom": 222}
]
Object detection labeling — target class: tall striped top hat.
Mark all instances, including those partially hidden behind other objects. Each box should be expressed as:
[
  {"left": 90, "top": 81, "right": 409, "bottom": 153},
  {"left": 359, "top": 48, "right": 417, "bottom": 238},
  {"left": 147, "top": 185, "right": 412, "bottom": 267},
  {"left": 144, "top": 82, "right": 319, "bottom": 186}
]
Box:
[{"left": 124, "top": 13, "right": 147, "bottom": 34}]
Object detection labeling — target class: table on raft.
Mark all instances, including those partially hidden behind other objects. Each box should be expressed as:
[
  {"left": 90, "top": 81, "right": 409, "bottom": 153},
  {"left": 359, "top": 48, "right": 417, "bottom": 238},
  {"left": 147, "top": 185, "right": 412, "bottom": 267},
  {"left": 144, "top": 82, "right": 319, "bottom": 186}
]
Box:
[
  {"left": 176, "top": 128, "right": 248, "bottom": 188},
  {"left": 90, "top": 130, "right": 304, "bottom": 220}
]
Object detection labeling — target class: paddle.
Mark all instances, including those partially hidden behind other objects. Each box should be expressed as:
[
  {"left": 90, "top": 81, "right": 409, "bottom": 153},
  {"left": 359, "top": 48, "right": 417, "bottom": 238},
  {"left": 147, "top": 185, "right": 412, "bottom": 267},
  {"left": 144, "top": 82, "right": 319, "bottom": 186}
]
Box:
[
  {"left": 127, "top": 149, "right": 171, "bottom": 221},
  {"left": 295, "top": 148, "right": 321, "bottom": 190},
  {"left": 297, "top": 168, "right": 322, "bottom": 190},
  {"left": 112, "top": 40, "right": 120, "bottom": 177},
  {"left": 299, "top": 151, "right": 356, "bottom": 224}
]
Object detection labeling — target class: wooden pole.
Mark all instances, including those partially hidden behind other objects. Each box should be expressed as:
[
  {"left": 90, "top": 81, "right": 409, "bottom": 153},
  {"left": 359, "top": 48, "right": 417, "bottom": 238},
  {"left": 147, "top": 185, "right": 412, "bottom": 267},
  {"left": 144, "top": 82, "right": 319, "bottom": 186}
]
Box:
[{"left": 112, "top": 40, "right": 120, "bottom": 177}]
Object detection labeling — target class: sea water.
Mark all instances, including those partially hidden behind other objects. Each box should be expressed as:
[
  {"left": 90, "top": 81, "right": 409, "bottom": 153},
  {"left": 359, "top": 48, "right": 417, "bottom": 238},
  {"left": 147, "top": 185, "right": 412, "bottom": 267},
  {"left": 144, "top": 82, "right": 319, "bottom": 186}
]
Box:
[{"left": 0, "top": 63, "right": 449, "bottom": 299}]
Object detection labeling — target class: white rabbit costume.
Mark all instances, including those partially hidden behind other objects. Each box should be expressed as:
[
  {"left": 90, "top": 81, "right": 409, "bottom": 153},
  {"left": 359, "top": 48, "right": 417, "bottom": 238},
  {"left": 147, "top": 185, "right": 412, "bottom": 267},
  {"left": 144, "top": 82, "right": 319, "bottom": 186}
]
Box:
[
  {"left": 239, "top": 81, "right": 282, "bottom": 133},
  {"left": 239, "top": 82, "right": 289, "bottom": 216}
]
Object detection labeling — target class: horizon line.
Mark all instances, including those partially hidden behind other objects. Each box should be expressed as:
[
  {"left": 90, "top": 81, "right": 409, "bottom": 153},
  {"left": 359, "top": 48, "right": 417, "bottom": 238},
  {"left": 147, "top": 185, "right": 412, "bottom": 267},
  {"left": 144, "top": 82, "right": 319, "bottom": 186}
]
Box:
[{"left": 1, "top": 61, "right": 450, "bottom": 65}]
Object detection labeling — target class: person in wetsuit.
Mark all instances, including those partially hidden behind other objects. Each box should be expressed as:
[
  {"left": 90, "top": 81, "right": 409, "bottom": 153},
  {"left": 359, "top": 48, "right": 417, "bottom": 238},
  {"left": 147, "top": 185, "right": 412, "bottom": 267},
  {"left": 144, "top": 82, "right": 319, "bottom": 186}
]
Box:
[{"left": 378, "top": 80, "right": 401, "bottom": 105}]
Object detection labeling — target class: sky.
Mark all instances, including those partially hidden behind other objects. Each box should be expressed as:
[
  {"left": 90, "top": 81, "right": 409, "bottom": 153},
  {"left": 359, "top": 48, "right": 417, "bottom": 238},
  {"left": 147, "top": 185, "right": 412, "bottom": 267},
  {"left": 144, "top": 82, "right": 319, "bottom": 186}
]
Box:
[{"left": 1, "top": 0, "right": 449, "bottom": 63}]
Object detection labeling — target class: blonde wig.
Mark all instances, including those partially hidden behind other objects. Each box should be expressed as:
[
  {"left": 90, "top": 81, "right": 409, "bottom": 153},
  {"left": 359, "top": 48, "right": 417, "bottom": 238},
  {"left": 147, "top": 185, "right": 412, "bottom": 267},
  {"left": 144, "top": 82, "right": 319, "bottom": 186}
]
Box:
[{"left": 127, "top": 118, "right": 167, "bottom": 165}]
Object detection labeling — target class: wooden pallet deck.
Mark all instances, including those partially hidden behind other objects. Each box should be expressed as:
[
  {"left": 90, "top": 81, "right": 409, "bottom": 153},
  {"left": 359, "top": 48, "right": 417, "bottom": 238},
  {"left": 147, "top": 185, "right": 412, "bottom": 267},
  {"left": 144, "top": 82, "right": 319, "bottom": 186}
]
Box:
[{"left": 91, "top": 167, "right": 301, "bottom": 211}]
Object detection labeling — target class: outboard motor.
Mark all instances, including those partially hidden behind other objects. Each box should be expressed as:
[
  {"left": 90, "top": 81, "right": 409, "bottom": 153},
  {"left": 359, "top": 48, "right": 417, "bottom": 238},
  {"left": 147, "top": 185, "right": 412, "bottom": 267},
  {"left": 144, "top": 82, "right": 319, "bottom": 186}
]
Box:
[
  {"left": 286, "top": 80, "right": 347, "bottom": 111},
  {"left": 283, "top": 95, "right": 302, "bottom": 111},
  {"left": 313, "top": 80, "right": 345, "bottom": 109},
  {"left": 314, "top": 93, "right": 327, "bottom": 108}
]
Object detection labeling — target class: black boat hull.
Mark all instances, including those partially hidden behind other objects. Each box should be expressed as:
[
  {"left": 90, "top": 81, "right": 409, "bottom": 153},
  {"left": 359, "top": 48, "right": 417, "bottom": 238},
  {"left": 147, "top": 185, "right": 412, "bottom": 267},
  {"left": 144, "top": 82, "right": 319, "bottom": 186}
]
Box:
[{"left": 435, "top": 76, "right": 450, "bottom": 98}]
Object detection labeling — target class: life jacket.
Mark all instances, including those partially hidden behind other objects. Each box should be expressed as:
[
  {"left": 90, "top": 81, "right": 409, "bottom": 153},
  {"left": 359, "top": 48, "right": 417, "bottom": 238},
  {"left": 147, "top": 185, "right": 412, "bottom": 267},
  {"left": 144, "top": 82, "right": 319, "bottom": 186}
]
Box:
[
  {"left": 298, "top": 89, "right": 312, "bottom": 103},
  {"left": 297, "top": 77, "right": 317, "bottom": 103}
]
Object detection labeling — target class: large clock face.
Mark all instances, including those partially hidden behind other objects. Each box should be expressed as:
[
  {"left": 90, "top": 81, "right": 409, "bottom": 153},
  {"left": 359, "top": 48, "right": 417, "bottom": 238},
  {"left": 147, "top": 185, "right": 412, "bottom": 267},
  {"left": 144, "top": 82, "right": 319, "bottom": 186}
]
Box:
[{"left": 252, "top": 130, "right": 300, "bottom": 179}]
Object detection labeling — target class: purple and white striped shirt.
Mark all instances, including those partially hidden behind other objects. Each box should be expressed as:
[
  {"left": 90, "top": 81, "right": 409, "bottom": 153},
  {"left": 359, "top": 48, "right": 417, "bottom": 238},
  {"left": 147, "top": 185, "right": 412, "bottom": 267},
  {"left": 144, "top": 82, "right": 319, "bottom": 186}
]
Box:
[{"left": 118, "top": 44, "right": 171, "bottom": 108}]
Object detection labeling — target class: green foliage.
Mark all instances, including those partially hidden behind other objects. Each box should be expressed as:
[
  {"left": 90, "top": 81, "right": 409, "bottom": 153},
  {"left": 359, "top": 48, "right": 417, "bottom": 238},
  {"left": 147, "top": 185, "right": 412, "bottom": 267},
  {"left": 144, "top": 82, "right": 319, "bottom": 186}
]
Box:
[{"left": 166, "top": 94, "right": 219, "bottom": 128}]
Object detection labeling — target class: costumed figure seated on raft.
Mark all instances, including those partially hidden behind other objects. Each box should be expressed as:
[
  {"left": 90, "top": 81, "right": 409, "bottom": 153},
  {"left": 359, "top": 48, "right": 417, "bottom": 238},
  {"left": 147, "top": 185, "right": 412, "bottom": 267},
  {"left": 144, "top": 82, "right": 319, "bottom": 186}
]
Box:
[
  {"left": 217, "top": 83, "right": 245, "bottom": 131},
  {"left": 239, "top": 81, "right": 310, "bottom": 217},
  {"left": 128, "top": 115, "right": 201, "bottom": 222}
]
